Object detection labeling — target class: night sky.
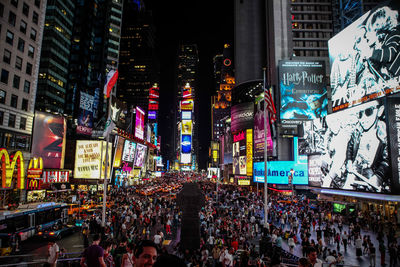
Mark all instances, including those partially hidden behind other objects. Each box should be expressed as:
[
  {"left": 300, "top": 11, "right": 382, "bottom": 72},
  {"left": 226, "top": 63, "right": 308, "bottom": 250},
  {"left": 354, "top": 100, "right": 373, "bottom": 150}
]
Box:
[{"left": 144, "top": 0, "right": 234, "bottom": 170}]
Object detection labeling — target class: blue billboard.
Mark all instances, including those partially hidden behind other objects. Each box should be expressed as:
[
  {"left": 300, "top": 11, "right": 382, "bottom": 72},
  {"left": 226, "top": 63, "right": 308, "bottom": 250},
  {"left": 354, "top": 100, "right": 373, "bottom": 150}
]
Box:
[
  {"left": 181, "top": 135, "right": 191, "bottom": 153},
  {"left": 253, "top": 137, "right": 308, "bottom": 185}
]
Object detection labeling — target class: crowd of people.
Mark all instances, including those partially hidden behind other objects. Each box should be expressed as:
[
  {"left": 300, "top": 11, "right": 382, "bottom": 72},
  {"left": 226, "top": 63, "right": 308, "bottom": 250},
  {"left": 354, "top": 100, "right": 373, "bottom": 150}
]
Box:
[{"left": 46, "top": 175, "right": 400, "bottom": 267}]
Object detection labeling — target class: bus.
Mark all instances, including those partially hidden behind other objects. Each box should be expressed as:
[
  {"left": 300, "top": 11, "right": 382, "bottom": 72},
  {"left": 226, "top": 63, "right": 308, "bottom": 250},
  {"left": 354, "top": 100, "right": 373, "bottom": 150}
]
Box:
[{"left": 0, "top": 202, "right": 68, "bottom": 242}]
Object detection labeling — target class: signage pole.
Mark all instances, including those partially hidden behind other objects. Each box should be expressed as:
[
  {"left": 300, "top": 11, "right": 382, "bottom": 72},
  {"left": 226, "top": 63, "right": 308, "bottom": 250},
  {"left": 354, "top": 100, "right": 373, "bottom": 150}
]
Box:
[
  {"left": 263, "top": 68, "right": 269, "bottom": 231},
  {"left": 101, "top": 87, "right": 112, "bottom": 227}
]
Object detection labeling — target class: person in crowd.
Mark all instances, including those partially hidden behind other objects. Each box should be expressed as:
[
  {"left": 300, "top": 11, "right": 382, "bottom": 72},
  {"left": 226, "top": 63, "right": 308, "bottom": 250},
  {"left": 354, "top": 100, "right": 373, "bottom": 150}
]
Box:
[
  {"left": 80, "top": 234, "right": 106, "bottom": 267},
  {"left": 307, "top": 247, "right": 322, "bottom": 267},
  {"left": 46, "top": 238, "right": 59, "bottom": 267},
  {"left": 132, "top": 240, "right": 158, "bottom": 267}
]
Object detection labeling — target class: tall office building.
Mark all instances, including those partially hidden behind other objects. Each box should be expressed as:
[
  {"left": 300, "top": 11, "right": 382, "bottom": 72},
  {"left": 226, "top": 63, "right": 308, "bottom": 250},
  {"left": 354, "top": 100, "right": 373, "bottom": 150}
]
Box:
[
  {"left": 175, "top": 44, "right": 199, "bottom": 171},
  {"left": 0, "top": 0, "right": 46, "bottom": 152},
  {"left": 117, "top": 1, "right": 159, "bottom": 118},
  {"left": 212, "top": 44, "right": 234, "bottom": 141},
  {"left": 36, "top": 0, "right": 75, "bottom": 114}
]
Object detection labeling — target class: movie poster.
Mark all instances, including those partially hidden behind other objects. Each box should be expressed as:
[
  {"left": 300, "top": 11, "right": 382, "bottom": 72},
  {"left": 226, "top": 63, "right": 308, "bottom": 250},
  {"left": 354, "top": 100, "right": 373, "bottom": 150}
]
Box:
[
  {"left": 329, "top": 0, "right": 400, "bottom": 112},
  {"left": 134, "top": 143, "right": 147, "bottom": 168},
  {"left": 386, "top": 97, "right": 400, "bottom": 193},
  {"left": 77, "top": 92, "right": 94, "bottom": 135},
  {"left": 302, "top": 99, "right": 394, "bottom": 193},
  {"left": 279, "top": 60, "right": 328, "bottom": 124},
  {"left": 254, "top": 99, "right": 273, "bottom": 157},
  {"left": 223, "top": 124, "right": 233, "bottom": 164},
  {"left": 31, "top": 112, "right": 66, "bottom": 169}
]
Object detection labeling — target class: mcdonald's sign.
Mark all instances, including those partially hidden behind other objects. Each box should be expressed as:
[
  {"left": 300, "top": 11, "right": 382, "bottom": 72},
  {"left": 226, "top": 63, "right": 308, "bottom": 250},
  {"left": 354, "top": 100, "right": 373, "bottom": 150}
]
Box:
[
  {"left": 0, "top": 148, "right": 25, "bottom": 189},
  {"left": 27, "top": 157, "right": 43, "bottom": 178},
  {"left": 27, "top": 178, "right": 41, "bottom": 190}
]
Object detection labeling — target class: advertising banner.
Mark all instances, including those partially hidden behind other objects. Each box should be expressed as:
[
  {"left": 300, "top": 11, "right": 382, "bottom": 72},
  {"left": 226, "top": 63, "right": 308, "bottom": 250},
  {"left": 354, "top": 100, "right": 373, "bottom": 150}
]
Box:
[
  {"left": 42, "top": 170, "right": 70, "bottom": 183},
  {"left": 223, "top": 124, "right": 233, "bottom": 164},
  {"left": 113, "top": 137, "right": 125, "bottom": 168},
  {"left": 180, "top": 99, "right": 194, "bottom": 110},
  {"left": 122, "top": 140, "right": 136, "bottom": 162},
  {"left": 182, "top": 120, "right": 192, "bottom": 135},
  {"left": 207, "top": 168, "right": 220, "bottom": 178},
  {"left": 254, "top": 99, "right": 273, "bottom": 158},
  {"left": 77, "top": 92, "right": 94, "bottom": 135},
  {"left": 233, "top": 130, "right": 246, "bottom": 175},
  {"left": 74, "top": 141, "right": 112, "bottom": 179},
  {"left": 181, "top": 153, "right": 191, "bottom": 164},
  {"left": 146, "top": 124, "right": 151, "bottom": 143},
  {"left": 111, "top": 97, "right": 128, "bottom": 129},
  {"left": 134, "top": 143, "right": 147, "bottom": 167},
  {"left": 149, "top": 86, "right": 159, "bottom": 99},
  {"left": 148, "top": 99, "right": 159, "bottom": 111},
  {"left": 246, "top": 129, "right": 253, "bottom": 176},
  {"left": 31, "top": 111, "right": 66, "bottom": 169},
  {"left": 135, "top": 106, "right": 145, "bottom": 140},
  {"left": 329, "top": 0, "right": 400, "bottom": 112},
  {"left": 183, "top": 85, "right": 192, "bottom": 98},
  {"left": 308, "top": 154, "right": 323, "bottom": 187},
  {"left": 181, "top": 135, "right": 192, "bottom": 153},
  {"left": 148, "top": 111, "right": 157, "bottom": 120},
  {"left": 386, "top": 97, "right": 400, "bottom": 193},
  {"left": 231, "top": 102, "right": 254, "bottom": 133},
  {"left": 279, "top": 60, "right": 327, "bottom": 123},
  {"left": 301, "top": 99, "right": 393, "bottom": 193}
]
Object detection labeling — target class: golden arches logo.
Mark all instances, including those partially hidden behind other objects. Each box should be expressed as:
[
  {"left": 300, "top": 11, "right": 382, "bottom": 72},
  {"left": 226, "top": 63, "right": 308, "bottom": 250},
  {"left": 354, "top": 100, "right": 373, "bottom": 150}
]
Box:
[
  {"left": 27, "top": 157, "right": 43, "bottom": 178},
  {"left": 0, "top": 148, "right": 25, "bottom": 189}
]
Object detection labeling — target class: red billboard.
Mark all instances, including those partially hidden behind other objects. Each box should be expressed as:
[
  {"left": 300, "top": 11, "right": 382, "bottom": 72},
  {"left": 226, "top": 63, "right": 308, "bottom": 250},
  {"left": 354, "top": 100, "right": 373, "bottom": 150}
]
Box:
[{"left": 31, "top": 112, "right": 66, "bottom": 169}]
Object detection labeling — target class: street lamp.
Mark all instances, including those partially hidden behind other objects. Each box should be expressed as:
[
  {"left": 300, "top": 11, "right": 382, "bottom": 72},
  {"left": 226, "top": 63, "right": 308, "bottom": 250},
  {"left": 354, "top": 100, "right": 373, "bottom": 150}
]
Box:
[{"left": 289, "top": 168, "right": 295, "bottom": 201}]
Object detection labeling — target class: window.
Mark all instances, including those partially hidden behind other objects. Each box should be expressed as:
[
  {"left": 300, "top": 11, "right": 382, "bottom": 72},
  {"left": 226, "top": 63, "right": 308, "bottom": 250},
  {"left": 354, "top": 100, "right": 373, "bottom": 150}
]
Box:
[
  {"left": 10, "top": 95, "right": 18, "bottom": 108},
  {"left": 32, "top": 11, "right": 38, "bottom": 24},
  {"left": 21, "top": 99, "right": 28, "bottom": 111},
  {"left": 20, "top": 20, "right": 27, "bottom": 34},
  {"left": 1, "top": 69, "right": 9, "bottom": 84},
  {"left": 13, "top": 75, "right": 20, "bottom": 89},
  {"left": 23, "top": 80, "right": 30, "bottom": 93},
  {"left": 8, "top": 11, "right": 16, "bottom": 26},
  {"left": 17, "top": 38, "right": 25, "bottom": 52},
  {"left": 0, "top": 90, "right": 5, "bottom": 104},
  {"left": 8, "top": 114, "right": 16, "bottom": 128},
  {"left": 22, "top": 3, "right": 29, "bottom": 16},
  {"left": 26, "top": 62, "right": 32, "bottom": 75},
  {"left": 6, "top": 31, "right": 14, "bottom": 45},
  {"left": 20, "top": 117, "right": 26, "bottom": 130},
  {"left": 34, "top": 0, "right": 40, "bottom": 7},
  {"left": 30, "top": 28, "right": 36, "bottom": 40},
  {"left": 0, "top": 111, "right": 3, "bottom": 125},
  {"left": 11, "top": 0, "right": 18, "bottom": 8},
  {"left": 15, "top": 56, "right": 22, "bottom": 70},
  {"left": 28, "top": 45, "right": 34, "bottom": 58},
  {"left": 3, "top": 49, "right": 11, "bottom": 64}
]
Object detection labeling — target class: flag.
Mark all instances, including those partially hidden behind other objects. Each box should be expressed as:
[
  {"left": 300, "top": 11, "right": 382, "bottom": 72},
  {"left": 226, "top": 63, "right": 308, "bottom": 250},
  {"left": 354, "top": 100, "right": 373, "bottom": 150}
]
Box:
[
  {"left": 264, "top": 87, "right": 277, "bottom": 123},
  {"left": 103, "top": 70, "right": 118, "bottom": 98},
  {"left": 103, "top": 117, "right": 116, "bottom": 137}
]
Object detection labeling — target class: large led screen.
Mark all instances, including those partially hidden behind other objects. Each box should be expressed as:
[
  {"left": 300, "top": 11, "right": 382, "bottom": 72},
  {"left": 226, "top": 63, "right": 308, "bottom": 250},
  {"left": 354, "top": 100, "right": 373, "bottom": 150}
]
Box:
[
  {"left": 77, "top": 92, "right": 94, "bottom": 135},
  {"left": 180, "top": 99, "right": 194, "bottom": 110},
  {"left": 329, "top": 0, "right": 400, "bottom": 112},
  {"left": 386, "top": 97, "right": 400, "bottom": 193},
  {"left": 223, "top": 126, "right": 233, "bottom": 164},
  {"left": 254, "top": 99, "right": 273, "bottom": 157},
  {"left": 113, "top": 137, "right": 125, "bottom": 168},
  {"left": 182, "top": 111, "right": 192, "bottom": 120},
  {"left": 279, "top": 60, "right": 328, "bottom": 123},
  {"left": 135, "top": 106, "right": 145, "bottom": 140},
  {"left": 31, "top": 111, "right": 66, "bottom": 169},
  {"left": 122, "top": 140, "right": 136, "bottom": 162},
  {"left": 232, "top": 130, "right": 247, "bottom": 175},
  {"left": 181, "top": 135, "right": 192, "bottom": 153},
  {"left": 134, "top": 143, "right": 147, "bottom": 168},
  {"left": 231, "top": 102, "right": 254, "bottom": 132},
  {"left": 302, "top": 99, "right": 394, "bottom": 193},
  {"left": 182, "top": 120, "right": 192, "bottom": 135}
]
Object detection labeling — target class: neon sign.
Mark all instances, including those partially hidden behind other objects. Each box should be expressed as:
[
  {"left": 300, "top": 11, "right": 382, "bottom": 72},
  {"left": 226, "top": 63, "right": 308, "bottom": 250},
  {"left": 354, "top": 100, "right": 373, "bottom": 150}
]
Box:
[{"left": 0, "top": 148, "right": 25, "bottom": 189}]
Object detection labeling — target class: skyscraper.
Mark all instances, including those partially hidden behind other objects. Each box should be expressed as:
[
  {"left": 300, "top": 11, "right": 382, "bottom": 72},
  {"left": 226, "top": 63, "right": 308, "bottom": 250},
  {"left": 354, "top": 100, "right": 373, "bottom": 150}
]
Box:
[
  {"left": 36, "top": 0, "right": 75, "bottom": 114},
  {"left": 0, "top": 0, "right": 46, "bottom": 152},
  {"left": 117, "top": 1, "right": 159, "bottom": 118}
]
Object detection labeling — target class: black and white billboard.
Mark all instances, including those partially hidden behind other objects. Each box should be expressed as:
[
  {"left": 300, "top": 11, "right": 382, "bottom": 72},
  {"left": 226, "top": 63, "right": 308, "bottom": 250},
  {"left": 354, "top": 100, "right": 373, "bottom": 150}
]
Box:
[
  {"left": 279, "top": 60, "right": 328, "bottom": 124},
  {"left": 329, "top": 0, "right": 400, "bottom": 112},
  {"left": 303, "top": 99, "right": 395, "bottom": 193},
  {"left": 386, "top": 97, "right": 400, "bottom": 193}
]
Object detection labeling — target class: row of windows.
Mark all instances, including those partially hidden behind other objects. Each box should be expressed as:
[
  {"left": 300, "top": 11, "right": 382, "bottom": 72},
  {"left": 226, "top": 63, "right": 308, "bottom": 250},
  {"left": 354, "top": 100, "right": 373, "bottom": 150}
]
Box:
[
  {"left": 6, "top": 28, "right": 37, "bottom": 49},
  {"left": 0, "top": 89, "right": 29, "bottom": 111},
  {"left": 291, "top": 4, "right": 331, "bottom": 12},
  {"left": 0, "top": 130, "right": 31, "bottom": 151},
  {"left": 292, "top": 14, "right": 331, "bottom": 21},
  {"left": 293, "top": 50, "right": 329, "bottom": 57},
  {"left": 293, "top": 31, "right": 332, "bottom": 39},
  {"left": 292, "top": 22, "right": 332, "bottom": 30},
  {"left": 293, "top": 41, "right": 328, "bottom": 48},
  {"left": 4, "top": 46, "right": 35, "bottom": 67},
  {"left": 9, "top": 0, "right": 41, "bottom": 10}
]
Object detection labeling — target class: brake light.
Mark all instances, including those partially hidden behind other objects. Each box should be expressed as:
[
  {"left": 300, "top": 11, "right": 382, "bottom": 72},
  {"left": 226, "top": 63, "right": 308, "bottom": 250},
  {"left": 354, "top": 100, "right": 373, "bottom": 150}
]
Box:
[
  {"left": 38, "top": 232, "right": 43, "bottom": 235},
  {"left": 49, "top": 232, "right": 55, "bottom": 235}
]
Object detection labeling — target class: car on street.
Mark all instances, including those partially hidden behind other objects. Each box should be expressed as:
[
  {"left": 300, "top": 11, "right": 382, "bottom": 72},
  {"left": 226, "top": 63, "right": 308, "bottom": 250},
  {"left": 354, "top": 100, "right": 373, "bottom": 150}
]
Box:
[{"left": 37, "top": 225, "right": 77, "bottom": 240}]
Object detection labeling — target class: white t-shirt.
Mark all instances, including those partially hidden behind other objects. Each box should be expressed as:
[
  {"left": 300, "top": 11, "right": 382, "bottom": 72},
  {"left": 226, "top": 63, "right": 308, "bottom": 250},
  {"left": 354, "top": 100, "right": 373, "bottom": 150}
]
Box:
[
  {"left": 154, "top": 234, "right": 162, "bottom": 244},
  {"left": 48, "top": 243, "right": 59, "bottom": 264},
  {"left": 224, "top": 252, "right": 234, "bottom": 267}
]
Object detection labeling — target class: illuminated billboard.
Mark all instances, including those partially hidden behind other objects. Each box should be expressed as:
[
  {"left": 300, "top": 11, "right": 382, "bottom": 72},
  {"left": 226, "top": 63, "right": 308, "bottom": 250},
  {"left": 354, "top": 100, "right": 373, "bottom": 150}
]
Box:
[
  {"left": 232, "top": 130, "right": 247, "bottom": 175},
  {"left": 254, "top": 99, "right": 273, "bottom": 158},
  {"left": 246, "top": 129, "right": 253, "bottom": 176},
  {"left": 148, "top": 111, "right": 157, "bottom": 120},
  {"left": 181, "top": 153, "right": 191, "bottom": 164},
  {"left": 180, "top": 99, "right": 194, "bottom": 110},
  {"left": 74, "top": 141, "right": 112, "bottom": 179},
  {"left": 135, "top": 106, "right": 145, "bottom": 140},
  {"left": 182, "top": 120, "right": 192, "bottom": 135},
  {"left": 149, "top": 86, "right": 159, "bottom": 99},
  {"left": 386, "top": 97, "right": 400, "bottom": 193},
  {"left": 31, "top": 111, "right": 66, "bottom": 169},
  {"left": 207, "top": 168, "right": 220, "bottom": 178},
  {"left": 231, "top": 102, "right": 254, "bottom": 132},
  {"left": 122, "top": 140, "right": 136, "bottom": 163},
  {"left": 183, "top": 85, "right": 192, "bottom": 98},
  {"left": 77, "top": 92, "right": 94, "bottom": 135},
  {"left": 302, "top": 99, "right": 395, "bottom": 193},
  {"left": 182, "top": 111, "right": 192, "bottom": 120},
  {"left": 134, "top": 143, "right": 147, "bottom": 168},
  {"left": 181, "top": 135, "right": 191, "bottom": 153},
  {"left": 148, "top": 99, "right": 159, "bottom": 111},
  {"left": 113, "top": 137, "right": 125, "bottom": 168},
  {"left": 329, "top": 0, "right": 400, "bottom": 112},
  {"left": 279, "top": 60, "right": 327, "bottom": 123}
]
